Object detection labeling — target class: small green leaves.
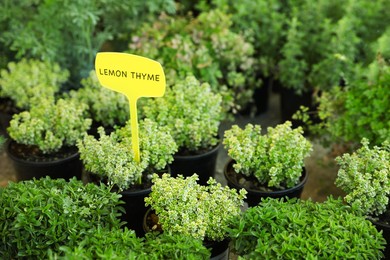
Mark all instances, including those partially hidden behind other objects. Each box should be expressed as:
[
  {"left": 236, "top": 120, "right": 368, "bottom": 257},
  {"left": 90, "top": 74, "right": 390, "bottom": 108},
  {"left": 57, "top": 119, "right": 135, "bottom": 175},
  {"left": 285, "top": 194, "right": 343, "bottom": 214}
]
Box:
[
  {"left": 335, "top": 138, "right": 390, "bottom": 216},
  {"left": 228, "top": 197, "right": 385, "bottom": 259},
  {"left": 145, "top": 173, "right": 246, "bottom": 241},
  {"left": 223, "top": 121, "right": 312, "bottom": 189}
]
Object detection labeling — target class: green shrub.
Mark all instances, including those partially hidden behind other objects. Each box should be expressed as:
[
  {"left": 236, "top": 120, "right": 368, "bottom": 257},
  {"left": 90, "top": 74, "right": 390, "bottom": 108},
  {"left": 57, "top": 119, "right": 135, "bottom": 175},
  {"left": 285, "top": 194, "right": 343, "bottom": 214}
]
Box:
[
  {"left": 0, "top": 177, "right": 124, "bottom": 259},
  {"left": 8, "top": 98, "right": 91, "bottom": 153},
  {"left": 77, "top": 119, "right": 177, "bottom": 191},
  {"left": 141, "top": 75, "right": 223, "bottom": 153},
  {"left": 335, "top": 138, "right": 390, "bottom": 216},
  {"left": 145, "top": 173, "right": 247, "bottom": 241},
  {"left": 229, "top": 197, "right": 385, "bottom": 259},
  {"left": 223, "top": 121, "right": 312, "bottom": 189},
  {"left": 0, "top": 59, "right": 69, "bottom": 109},
  {"left": 66, "top": 70, "right": 129, "bottom": 128}
]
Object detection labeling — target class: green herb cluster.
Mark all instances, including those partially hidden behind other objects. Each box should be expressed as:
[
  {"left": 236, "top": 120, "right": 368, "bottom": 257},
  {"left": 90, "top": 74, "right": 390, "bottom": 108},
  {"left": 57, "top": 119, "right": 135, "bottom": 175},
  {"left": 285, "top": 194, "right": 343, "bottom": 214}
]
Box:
[
  {"left": 0, "top": 177, "right": 124, "bottom": 259},
  {"left": 78, "top": 119, "right": 177, "bottom": 191},
  {"left": 145, "top": 173, "right": 247, "bottom": 241},
  {"left": 130, "top": 9, "right": 258, "bottom": 114},
  {"left": 223, "top": 121, "right": 312, "bottom": 189},
  {"left": 0, "top": 59, "right": 69, "bottom": 109},
  {"left": 66, "top": 70, "right": 129, "bottom": 128},
  {"left": 229, "top": 197, "right": 385, "bottom": 259},
  {"left": 335, "top": 138, "right": 390, "bottom": 216},
  {"left": 8, "top": 98, "right": 91, "bottom": 153},
  {"left": 141, "top": 75, "right": 223, "bottom": 153}
]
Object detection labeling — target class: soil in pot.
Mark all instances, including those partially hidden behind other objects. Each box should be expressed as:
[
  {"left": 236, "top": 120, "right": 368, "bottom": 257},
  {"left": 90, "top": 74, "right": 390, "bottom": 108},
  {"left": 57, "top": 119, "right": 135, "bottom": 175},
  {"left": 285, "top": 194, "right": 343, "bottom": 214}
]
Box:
[
  {"left": 6, "top": 140, "right": 82, "bottom": 181},
  {"left": 170, "top": 143, "right": 220, "bottom": 185},
  {"left": 224, "top": 159, "right": 307, "bottom": 207}
]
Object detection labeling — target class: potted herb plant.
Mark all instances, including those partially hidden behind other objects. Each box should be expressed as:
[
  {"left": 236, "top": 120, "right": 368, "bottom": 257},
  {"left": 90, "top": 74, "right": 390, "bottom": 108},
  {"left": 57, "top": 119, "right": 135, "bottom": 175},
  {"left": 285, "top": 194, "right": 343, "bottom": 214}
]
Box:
[
  {"left": 335, "top": 138, "right": 390, "bottom": 257},
  {"left": 223, "top": 121, "right": 312, "bottom": 206},
  {"left": 77, "top": 118, "right": 177, "bottom": 236},
  {"left": 0, "top": 177, "right": 125, "bottom": 259},
  {"left": 0, "top": 58, "right": 69, "bottom": 136},
  {"left": 66, "top": 70, "right": 129, "bottom": 132},
  {"left": 6, "top": 98, "right": 91, "bottom": 180},
  {"left": 144, "top": 173, "right": 247, "bottom": 259},
  {"left": 141, "top": 75, "right": 223, "bottom": 184},
  {"left": 228, "top": 197, "right": 385, "bottom": 259}
]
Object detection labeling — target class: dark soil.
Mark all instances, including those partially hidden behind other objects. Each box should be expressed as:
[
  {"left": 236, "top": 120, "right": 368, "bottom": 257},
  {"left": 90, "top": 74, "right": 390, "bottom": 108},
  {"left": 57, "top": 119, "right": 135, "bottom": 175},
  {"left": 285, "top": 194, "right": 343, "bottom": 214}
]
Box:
[{"left": 8, "top": 141, "right": 78, "bottom": 162}]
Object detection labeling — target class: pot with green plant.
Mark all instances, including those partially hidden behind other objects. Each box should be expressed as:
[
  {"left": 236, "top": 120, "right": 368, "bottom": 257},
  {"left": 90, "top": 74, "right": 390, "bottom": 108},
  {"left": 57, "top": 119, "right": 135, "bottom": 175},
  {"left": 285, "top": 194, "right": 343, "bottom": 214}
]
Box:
[
  {"left": 144, "top": 173, "right": 247, "bottom": 259},
  {"left": 335, "top": 138, "right": 390, "bottom": 257},
  {"left": 0, "top": 58, "right": 69, "bottom": 136},
  {"left": 228, "top": 196, "right": 385, "bottom": 259},
  {"left": 77, "top": 118, "right": 177, "bottom": 236},
  {"left": 6, "top": 97, "right": 91, "bottom": 180},
  {"left": 0, "top": 177, "right": 125, "bottom": 259},
  {"left": 223, "top": 121, "right": 312, "bottom": 206},
  {"left": 141, "top": 75, "right": 223, "bottom": 185}
]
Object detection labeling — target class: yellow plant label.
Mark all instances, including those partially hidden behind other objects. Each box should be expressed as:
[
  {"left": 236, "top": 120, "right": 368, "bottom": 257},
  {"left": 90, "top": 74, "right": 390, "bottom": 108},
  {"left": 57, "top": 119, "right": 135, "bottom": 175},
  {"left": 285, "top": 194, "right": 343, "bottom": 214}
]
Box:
[{"left": 95, "top": 52, "right": 166, "bottom": 163}]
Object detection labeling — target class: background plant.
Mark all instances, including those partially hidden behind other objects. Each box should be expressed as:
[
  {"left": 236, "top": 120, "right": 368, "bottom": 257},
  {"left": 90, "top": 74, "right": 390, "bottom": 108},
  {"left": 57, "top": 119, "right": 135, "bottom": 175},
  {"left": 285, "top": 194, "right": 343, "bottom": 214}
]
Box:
[
  {"left": 66, "top": 70, "right": 129, "bottom": 128},
  {"left": 141, "top": 75, "right": 223, "bottom": 153},
  {"left": 0, "top": 0, "right": 176, "bottom": 86},
  {"left": 0, "top": 59, "right": 69, "bottom": 110},
  {"left": 228, "top": 197, "right": 385, "bottom": 259},
  {"left": 145, "top": 173, "right": 247, "bottom": 241},
  {"left": 0, "top": 177, "right": 125, "bottom": 259},
  {"left": 223, "top": 121, "right": 312, "bottom": 189},
  {"left": 78, "top": 119, "right": 177, "bottom": 191},
  {"left": 8, "top": 98, "right": 91, "bottom": 154},
  {"left": 335, "top": 138, "right": 390, "bottom": 217},
  {"left": 129, "top": 9, "right": 258, "bottom": 114}
]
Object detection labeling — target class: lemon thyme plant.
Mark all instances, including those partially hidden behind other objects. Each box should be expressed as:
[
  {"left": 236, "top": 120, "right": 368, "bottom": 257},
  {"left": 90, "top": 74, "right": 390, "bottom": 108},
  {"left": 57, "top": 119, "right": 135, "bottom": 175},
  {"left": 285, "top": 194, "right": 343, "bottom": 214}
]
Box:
[
  {"left": 66, "top": 70, "right": 129, "bottom": 128},
  {"left": 141, "top": 75, "right": 223, "bottom": 154},
  {"left": 335, "top": 138, "right": 390, "bottom": 217},
  {"left": 0, "top": 59, "right": 69, "bottom": 110},
  {"left": 7, "top": 98, "right": 91, "bottom": 154},
  {"left": 228, "top": 197, "right": 385, "bottom": 259},
  {"left": 223, "top": 121, "right": 312, "bottom": 189},
  {"left": 77, "top": 119, "right": 178, "bottom": 191},
  {"left": 144, "top": 173, "right": 247, "bottom": 242}
]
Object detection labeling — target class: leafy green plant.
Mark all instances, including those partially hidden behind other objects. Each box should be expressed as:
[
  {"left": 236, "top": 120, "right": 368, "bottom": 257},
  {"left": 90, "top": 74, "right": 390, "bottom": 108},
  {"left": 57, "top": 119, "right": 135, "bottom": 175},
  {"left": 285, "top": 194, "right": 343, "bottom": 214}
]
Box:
[
  {"left": 77, "top": 119, "right": 177, "bottom": 191},
  {"left": 223, "top": 121, "right": 312, "bottom": 189},
  {"left": 0, "top": 59, "right": 69, "bottom": 109},
  {"left": 228, "top": 197, "right": 385, "bottom": 259},
  {"left": 335, "top": 138, "right": 390, "bottom": 217},
  {"left": 8, "top": 98, "right": 91, "bottom": 154},
  {"left": 66, "top": 70, "right": 129, "bottom": 128},
  {"left": 145, "top": 173, "right": 247, "bottom": 241},
  {"left": 297, "top": 57, "right": 390, "bottom": 147},
  {"left": 129, "top": 9, "right": 258, "bottom": 114},
  {"left": 0, "top": 0, "right": 176, "bottom": 85},
  {"left": 50, "top": 229, "right": 210, "bottom": 260},
  {"left": 0, "top": 177, "right": 125, "bottom": 259},
  {"left": 0, "top": 135, "right": 5, "bottom": 150},
  {"left": 141, "top": 75, "right": 223, "bottom": 153}
]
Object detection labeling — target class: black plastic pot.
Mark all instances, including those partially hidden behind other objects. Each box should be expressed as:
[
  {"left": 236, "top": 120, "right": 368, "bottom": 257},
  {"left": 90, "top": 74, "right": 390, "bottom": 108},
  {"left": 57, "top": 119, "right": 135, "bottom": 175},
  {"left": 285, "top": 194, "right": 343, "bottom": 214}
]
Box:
[
  {"left": 371, "top": 219, "right": 390, "bottom": 259},
  {"left": 6, "top": 140, "right": 82, "bottom": 181},
  {"left": 170, "top": 143, "right": 220, "bottom": 185},
  {"left": 280, "top": 87, "right": 313, "bottom": 128},
  {"left": 120, "top": 187, "right": 152, "bottom": 237},
  {"left": 224, "top": 159, "right": 308, "bottom": 207}
]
